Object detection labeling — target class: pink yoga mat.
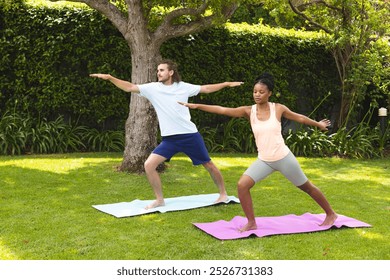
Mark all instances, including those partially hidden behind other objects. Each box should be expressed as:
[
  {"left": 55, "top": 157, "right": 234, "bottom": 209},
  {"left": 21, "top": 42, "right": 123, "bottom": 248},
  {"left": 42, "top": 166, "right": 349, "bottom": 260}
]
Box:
[{"left": 193, "top": 213, "right": 371, "bottom": 240}]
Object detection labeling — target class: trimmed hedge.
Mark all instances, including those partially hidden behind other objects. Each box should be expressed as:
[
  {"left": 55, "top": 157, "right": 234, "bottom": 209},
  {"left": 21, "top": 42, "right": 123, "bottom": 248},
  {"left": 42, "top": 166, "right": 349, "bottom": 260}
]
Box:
[
  {"left": 0, "top": 4, "right": 131, "bottom": 130},
  {"left": 163, "top": 24, "right": 340, "bottom": 128},
  {"left": 0, "top": 3, "right": 339, "bottom": 131}
]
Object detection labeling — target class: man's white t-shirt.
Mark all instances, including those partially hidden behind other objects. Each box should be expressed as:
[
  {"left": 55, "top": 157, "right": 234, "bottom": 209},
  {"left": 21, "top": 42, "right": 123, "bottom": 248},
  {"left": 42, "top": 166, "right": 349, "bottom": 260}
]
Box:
[{"left": 138, "top": 82, "right": 201, "bottom": 136}]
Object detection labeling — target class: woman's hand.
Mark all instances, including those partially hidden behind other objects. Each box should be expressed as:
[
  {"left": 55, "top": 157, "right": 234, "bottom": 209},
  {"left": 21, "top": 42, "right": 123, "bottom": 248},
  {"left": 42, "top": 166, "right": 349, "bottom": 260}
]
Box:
[
  {"left": 177, "top": 102, "right": 198, "bottom": 109},
  {"left": 318, "top": 119, "right": 331, "bottom": 131}
]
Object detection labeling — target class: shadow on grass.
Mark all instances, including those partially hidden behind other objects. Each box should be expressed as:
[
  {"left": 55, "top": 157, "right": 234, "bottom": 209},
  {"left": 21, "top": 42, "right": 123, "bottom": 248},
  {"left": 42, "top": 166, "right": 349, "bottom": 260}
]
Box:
[{"left": 0, "top": 153, "right": 389, "bottom": 260}]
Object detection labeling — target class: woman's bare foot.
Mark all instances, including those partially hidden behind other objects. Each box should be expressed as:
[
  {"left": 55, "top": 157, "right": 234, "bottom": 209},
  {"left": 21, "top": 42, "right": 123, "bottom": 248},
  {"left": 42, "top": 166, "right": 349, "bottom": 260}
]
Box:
[
  {"left": 320, "top": 213, "right": 338, "bottom": 226},
  {"left": 214, "top": 194, "right": 229, "bottom": 204},
  {"left": 239, "top": 221, "right": 257, "bottom": 232},
  {"left": 145, "top": 199, "right": 165, "bottom": 210}
]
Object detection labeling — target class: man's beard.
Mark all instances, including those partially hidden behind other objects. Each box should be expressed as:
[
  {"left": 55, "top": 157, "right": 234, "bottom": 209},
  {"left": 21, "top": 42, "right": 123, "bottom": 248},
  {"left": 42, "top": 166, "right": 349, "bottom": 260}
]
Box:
[{"left": 158, "top": 76, "right": 169, "bottom": 83}]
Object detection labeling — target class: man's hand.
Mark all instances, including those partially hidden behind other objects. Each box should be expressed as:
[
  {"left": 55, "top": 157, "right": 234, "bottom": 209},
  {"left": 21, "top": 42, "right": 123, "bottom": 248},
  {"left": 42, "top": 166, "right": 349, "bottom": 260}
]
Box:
[
  {"left": 89, "top": 73, "right": 111, "bottom": 80},
  {"left": 200, "top": 81, "right": 244, "bottom": 94},
  {"left": 229, "top": 81, "right": 244, "bottom": 87}
]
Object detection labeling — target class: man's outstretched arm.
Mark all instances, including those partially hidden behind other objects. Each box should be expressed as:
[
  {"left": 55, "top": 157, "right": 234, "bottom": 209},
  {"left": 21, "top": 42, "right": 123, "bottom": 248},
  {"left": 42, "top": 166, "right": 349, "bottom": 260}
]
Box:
[
  {"left": 90, "top": 74, "right": 140, "bottom": 93},
  {"left": 199, "top": 81, "right": 244, "bottom": 94}
]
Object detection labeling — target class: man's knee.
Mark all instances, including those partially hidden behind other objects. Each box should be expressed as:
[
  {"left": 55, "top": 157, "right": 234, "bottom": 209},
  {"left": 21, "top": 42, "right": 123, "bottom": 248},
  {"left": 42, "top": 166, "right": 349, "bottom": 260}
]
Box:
[
  {"left": 144, "top": 159, "right": 154, "bottom": 173},
  {"left": 202, "top": 161, "right": 215, "bottom": 171},
  {"left": 144, "top": 155, "right": 163, "bottom": 173}
]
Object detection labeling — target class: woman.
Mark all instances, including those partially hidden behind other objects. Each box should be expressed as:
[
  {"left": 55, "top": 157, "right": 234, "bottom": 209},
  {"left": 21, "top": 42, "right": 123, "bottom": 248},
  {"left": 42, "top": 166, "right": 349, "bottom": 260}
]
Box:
[{"left": 179, "top": 73, "right": 337, "bottom": 232}]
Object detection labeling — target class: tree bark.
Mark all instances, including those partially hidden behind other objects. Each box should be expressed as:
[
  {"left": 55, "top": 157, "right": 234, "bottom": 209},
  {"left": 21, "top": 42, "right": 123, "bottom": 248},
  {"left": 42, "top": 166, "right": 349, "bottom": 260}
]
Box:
[
  {"left": 119, "top": 56, "right": 161, "bottom": 172},
  {"left": 119, "top": 34, "right": 163, "bottom": 172}
]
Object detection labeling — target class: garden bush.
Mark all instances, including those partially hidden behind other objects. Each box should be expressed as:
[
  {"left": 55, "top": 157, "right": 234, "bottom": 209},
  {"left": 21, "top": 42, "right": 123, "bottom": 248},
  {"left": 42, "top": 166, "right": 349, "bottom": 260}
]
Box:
[
  {"left": 0, "top": 2, "right": 339, "bottom": 131},
  {"left": 0, "top": 111, "right": 124, "bottom": 155},
  {"left": 1, "top": 1, "right": 388, "bottom": 158}
]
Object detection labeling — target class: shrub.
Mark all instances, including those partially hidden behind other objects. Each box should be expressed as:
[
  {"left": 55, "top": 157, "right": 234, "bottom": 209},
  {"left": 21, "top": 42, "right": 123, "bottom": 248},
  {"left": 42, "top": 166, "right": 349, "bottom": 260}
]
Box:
[
  {"left": 29, "top": 116, "right": 87, "bottom": 154},
  {"left": 0, "top": 111, "right": 29, "bottom": 155},
  {"left": 1, "top": 4, "right": 339, "bottom": 131},
  {"left": 220, "top": 118, "right": 256, "bottom": 153},
  {"left": 198, "top": 126, "right": 223, "bottom": 153},
  {"left": 80, "top": 129, "right": 124, "bottom": 152},
  {"left": 285, "top": 128, "right": 333, "bottom": 157},
  {"left": 329, "top": 124, "right": 380, "bottom": 159},
  {"left": 0, "top": 111, "right": 124, "bottom": 155}
]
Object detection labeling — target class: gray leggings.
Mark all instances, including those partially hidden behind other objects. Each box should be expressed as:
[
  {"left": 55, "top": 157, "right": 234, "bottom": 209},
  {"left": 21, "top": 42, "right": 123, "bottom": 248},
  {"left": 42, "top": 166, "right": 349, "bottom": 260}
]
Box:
[{"left": 243, "top": 151, "right": 308, "bottom": 186}]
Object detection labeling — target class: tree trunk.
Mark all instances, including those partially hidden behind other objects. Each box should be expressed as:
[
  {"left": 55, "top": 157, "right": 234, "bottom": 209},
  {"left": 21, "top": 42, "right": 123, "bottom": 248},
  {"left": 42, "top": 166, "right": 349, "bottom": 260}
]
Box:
[
  {"left": 332, "top": 45, "right": 351, "bottom": 128},
  {"left": 119, "top": 48, "right": 161, "bottom": 173}
]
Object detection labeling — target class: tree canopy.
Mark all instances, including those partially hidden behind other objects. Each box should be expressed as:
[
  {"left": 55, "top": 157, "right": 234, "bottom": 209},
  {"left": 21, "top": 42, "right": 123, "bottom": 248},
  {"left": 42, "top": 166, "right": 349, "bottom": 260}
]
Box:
[{"left": 259, "top": 0, "right": 390, "bottom": 127}]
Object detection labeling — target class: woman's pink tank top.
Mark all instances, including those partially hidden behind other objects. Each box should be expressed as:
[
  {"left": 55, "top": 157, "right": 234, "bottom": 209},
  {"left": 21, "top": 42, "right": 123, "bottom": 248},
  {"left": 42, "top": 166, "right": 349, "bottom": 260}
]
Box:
[{"left": 250, "top": 102, "right": 290, "bottom": 161}]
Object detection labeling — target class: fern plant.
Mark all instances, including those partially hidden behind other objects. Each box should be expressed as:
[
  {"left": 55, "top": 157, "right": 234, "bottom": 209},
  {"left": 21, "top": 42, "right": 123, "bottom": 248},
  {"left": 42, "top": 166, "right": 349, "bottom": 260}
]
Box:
[
  {"left": 198, "top": 126, "right": 223, "bottom": 153},
  {"left": 329, "top": 124, "right": 380, "bottom": 158},
  {"left": 285, "top": 128, "right": 333, "bottom": 157},
  {"left": 80, "top": 129, "right": 124, "bottom": 152},
  {"left": 375, "top": 120, "right": 390, "bottom": 157},
  {"left": 0, "top": 112, "right": 30, "bottom": 155},
  {"left": 28, "top": 116, "right": 87, "bottom": 154},
  {"left": 221, "top": 118, "right": 256, "bottom": 153}
]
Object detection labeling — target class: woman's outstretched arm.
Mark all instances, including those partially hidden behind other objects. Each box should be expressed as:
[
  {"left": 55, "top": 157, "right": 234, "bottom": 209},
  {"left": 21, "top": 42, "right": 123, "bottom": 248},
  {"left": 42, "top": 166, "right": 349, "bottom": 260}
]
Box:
[
  {"left": 178, "top": 102, "right": 250, "bottom": 119},
  {"left": 280, "top": 104, "right": 331, "bottom": 131}
]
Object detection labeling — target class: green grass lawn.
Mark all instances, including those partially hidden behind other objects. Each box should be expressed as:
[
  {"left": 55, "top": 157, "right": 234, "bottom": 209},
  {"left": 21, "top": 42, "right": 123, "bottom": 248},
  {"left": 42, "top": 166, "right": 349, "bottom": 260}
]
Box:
[{"left": 0, "top": 153, "right": 389, "bottom": 260}]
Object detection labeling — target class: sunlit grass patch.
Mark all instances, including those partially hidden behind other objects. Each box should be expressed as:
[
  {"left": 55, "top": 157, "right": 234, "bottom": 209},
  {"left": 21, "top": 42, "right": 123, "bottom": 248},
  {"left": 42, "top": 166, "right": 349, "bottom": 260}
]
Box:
[{"left": 0, "top": 153, "right": 389, "bottom": 260}]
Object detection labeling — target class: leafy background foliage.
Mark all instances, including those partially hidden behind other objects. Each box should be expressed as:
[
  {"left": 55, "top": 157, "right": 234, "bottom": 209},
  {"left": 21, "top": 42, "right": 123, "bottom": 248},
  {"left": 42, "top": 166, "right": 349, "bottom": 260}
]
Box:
[
  {"left": 0, "top": 2, "right": 389, "bottom": 157},
  {"left": 0, "top": 4, "right": 131, "bottom": 130},
  {"left": 0, "top": 112, "right": 125, "bottom": 155},
  {"left": 1, "top": 3, "right": 339, "bottom": 130}
]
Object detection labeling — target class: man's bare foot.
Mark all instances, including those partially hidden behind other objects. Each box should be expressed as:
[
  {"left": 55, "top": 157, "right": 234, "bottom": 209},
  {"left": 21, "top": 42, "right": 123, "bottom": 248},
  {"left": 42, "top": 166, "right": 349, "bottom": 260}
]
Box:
[
  {"left": 319, "top": 213, "right": 338, "bottom": 226},
  {"left": 239, "top": 221, "right": 257, "bottom": 232},
  {"left": 214, "top": 194, "right": 229, "bottom": 204},
  {"left": 145, "top": 200, "right": 165, "bottom": 210}
]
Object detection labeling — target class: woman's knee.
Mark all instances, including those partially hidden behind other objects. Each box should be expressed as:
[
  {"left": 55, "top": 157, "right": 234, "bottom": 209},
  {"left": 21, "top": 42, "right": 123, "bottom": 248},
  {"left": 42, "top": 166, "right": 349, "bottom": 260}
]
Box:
[
  {"left": 237, "top": 175, "right": 255, "bottom": 191},
  {"left": 298, "top": 180, "right": 314, "bottom": 193}
]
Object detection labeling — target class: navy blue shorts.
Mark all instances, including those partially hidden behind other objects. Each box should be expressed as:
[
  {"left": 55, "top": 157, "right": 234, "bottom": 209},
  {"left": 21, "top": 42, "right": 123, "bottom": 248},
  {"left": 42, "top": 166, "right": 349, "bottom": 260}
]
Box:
[{"left": 152, "top": 132, "right": 211, "bottom": 165}]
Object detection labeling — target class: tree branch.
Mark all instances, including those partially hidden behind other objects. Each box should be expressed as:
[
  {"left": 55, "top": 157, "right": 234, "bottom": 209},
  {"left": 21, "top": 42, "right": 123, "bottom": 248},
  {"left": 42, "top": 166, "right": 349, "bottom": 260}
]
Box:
[
  {"left": 49, "top": 0, "right": 128, "bottom": 36},
  {"left": 158, "top": 1, "right": 209, "bottom": 32},
  {"left": 48, "top": 0, "right": 238, "bottom": 51},
  {"left": 288, "top": 0, "right": 332, "bottom": 34},
  {"left": 154, "top": 1, "right": 238, "bottom": 44},
  {"left": 295, "top": 0, "right": 342, "bottom": 13}
]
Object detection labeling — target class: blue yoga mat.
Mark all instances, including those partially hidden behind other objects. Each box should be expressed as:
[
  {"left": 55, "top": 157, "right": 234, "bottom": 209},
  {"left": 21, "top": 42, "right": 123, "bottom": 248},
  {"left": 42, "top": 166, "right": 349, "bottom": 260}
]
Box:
[{"left": 92, "top": 193, "right": 240, "bottom": 218}]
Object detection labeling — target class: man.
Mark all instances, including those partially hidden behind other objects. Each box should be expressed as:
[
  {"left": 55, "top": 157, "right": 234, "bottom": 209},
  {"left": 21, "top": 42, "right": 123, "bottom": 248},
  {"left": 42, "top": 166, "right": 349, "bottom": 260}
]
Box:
[{"left": 90, "top": 59, "right": 243, "bottom": 209}]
